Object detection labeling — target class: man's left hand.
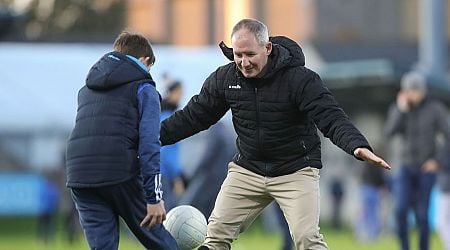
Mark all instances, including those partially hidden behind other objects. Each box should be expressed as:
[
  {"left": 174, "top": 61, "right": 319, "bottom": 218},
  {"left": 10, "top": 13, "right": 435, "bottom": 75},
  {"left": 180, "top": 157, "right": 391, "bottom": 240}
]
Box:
[{"left": 354, "top": 147, "right": 391, "bottom": 170}]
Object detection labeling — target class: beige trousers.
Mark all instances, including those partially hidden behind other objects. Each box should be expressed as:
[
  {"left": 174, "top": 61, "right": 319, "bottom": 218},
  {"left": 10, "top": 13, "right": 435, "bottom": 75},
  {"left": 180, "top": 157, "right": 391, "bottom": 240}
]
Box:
[{"left": 202, "top": 162, "right": 328, "bottom": 250}]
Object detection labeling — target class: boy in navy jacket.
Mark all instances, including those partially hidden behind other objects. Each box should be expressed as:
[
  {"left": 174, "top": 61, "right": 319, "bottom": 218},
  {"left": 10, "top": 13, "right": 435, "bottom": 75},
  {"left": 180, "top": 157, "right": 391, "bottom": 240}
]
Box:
[{"left": 66, "top": 31, "right": 179, "bottom": 250}]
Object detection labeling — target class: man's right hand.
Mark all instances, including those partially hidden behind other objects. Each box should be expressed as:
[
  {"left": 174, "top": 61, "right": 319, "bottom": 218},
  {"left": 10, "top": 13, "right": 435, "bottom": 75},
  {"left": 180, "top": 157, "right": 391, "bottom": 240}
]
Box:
[{"left": 140, "top": 200, "right": 166, "bottom": 229}]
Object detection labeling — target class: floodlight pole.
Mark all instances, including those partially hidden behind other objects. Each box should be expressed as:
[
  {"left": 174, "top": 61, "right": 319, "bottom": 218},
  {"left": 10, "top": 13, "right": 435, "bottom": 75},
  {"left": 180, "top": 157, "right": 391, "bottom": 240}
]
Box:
[{"left": 417, "top": 0, "right": 447, "bottom": 84}]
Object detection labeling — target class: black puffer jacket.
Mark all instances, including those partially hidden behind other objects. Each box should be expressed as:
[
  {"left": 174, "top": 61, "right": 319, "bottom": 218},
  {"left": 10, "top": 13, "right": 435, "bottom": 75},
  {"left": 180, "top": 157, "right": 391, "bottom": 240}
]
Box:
[{"left": 161, "top": 36, "right": 371, "bottom": 177}]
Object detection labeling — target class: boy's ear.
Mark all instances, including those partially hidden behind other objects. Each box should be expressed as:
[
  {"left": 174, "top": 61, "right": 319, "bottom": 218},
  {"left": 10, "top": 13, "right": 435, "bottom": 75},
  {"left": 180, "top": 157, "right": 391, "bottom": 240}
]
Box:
[
  {"left": 138, "top": 56, "right": 150, "bottom": 66},
  {"left": 138, "top": 57, "right": 150, "bottom": 65}
]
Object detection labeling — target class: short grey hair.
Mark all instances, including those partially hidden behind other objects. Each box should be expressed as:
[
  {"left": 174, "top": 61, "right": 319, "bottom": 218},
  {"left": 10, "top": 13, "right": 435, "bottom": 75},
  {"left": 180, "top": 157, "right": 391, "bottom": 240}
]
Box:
[{"left": 231, "top": 18, "right": 269, "bottom": 45}]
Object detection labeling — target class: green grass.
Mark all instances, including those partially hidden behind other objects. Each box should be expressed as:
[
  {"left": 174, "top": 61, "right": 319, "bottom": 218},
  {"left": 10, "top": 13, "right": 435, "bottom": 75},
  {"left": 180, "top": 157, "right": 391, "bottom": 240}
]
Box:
[{"left": 0, "top": 216, "right": 444, "bottom": 250}]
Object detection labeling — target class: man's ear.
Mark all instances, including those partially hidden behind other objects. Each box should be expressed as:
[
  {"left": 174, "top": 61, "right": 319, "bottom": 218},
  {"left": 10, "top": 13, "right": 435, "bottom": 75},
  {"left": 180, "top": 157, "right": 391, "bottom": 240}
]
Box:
[{"left": 266, "top": 42, "right": 272, "bottom": 55}]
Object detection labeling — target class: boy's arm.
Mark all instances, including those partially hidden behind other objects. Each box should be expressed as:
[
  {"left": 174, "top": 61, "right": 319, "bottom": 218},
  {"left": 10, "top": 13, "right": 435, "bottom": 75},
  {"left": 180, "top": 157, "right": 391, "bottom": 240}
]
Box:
[
  {"left": 138, "top": 83, "right": 163, "bottom": 205},
  {"left": 138, "top": 83, "right": 167, "bottom": 228}
]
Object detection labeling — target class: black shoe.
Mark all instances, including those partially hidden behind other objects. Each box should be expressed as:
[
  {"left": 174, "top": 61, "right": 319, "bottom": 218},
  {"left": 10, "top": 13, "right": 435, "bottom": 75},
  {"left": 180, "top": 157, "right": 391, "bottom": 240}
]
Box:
[{"left": 197, "top": 246, "right": 209, "bottom": 250}]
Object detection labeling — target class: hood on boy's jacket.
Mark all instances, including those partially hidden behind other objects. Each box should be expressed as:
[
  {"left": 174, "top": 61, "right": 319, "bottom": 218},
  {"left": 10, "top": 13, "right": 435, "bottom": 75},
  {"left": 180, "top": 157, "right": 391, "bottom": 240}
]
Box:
[{"left": 86, "top": 52, "right": 153, "bottom": 91}]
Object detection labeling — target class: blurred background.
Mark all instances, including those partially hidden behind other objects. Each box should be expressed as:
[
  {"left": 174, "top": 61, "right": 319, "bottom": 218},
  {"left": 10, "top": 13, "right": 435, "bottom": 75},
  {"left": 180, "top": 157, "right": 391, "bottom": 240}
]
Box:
[{"left": 0, "top": 0, "right": 449, "bottom": 249}]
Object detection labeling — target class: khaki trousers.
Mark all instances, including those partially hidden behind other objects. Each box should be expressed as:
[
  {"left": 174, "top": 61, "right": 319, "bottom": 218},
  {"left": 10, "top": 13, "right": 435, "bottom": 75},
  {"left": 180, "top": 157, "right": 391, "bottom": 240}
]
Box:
[{"left": 202, "top": 162, "right": 329, "bottom": 250}]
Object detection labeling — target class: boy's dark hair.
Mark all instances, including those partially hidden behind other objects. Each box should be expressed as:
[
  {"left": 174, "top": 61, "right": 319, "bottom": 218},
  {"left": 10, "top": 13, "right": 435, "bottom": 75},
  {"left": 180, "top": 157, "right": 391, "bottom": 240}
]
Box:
[{"left": 113, "top": 31, "right": 156, "bottom": 66}]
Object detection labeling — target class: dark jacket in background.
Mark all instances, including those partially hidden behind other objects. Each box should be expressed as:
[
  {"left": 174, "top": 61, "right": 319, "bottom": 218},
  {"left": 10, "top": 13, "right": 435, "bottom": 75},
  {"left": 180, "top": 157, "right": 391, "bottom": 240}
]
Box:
[
  {"left": 437, "top": 143, "right": 450, "bottom": 192},
  {"left": 181, "top": 122, "right": 236, "bottom": 217},
  {"left": 161, "top": 36, "right": 371, "bottom": 177},
  {"left": 385, "top": 97, "right": 450, "bottom": 168},
  {"left": 361, "top": 163, "right": 386, "bottom": 188}
]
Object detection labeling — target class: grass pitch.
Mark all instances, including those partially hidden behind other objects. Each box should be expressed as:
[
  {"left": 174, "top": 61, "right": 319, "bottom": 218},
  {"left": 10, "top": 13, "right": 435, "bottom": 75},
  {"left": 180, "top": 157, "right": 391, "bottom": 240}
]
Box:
[{"left": 0, "top": 216, "right": 444, "bottom": 250}]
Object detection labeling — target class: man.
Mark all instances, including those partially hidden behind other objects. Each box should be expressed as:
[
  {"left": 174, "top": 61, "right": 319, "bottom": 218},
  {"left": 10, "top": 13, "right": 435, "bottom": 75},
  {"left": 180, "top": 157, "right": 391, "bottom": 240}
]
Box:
[
  {"left": 437, "top": 142, "right": 450, "bottom": 250},
  {"left": 65, "top": 31, "right": 179, "bottom": 250},
  {"left": 385, "top": 71, "right": 449, "bottom": 250},
  {"left": 160, "top": 19, "right": 390, "bottom": 250}
]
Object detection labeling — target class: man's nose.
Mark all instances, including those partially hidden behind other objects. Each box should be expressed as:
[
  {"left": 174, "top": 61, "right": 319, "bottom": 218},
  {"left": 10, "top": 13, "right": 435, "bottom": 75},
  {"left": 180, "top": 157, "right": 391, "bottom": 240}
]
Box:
[{"left": 241, "top": 57, "right": 250, "bottom": 67}]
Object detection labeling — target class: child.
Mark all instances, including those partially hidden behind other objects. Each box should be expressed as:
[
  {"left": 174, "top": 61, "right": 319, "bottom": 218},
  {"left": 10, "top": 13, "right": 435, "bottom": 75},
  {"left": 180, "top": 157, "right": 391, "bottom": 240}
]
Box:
[{"left": 66, "top": 31, "right": 179, "bottom": 250}]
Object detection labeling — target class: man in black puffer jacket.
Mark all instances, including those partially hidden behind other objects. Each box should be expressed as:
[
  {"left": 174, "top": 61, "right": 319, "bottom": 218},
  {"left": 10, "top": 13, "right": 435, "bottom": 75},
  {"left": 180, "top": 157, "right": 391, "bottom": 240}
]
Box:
[{"left": 161, "top": 19, "right": 390, "bottom": 250}]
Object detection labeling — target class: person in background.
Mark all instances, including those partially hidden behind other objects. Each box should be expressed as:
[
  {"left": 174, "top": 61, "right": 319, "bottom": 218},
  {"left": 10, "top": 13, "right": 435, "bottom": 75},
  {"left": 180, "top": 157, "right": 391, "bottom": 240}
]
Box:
[
  {"left": 65, "top": 31, "right": 179, "bottom": 250},
  {"left": 437, "top": 142, "right": 450, "bottom": 250},
  {"left": 355, "top": 159, "right": 387, "bottom": 241},
  {"left": 385, "top": 71, "right": 450, "bottom": 250},
  {"left": 274, "top": 203, "right": 294, "bottom": 250},
  {"left": 160, "top": 79, "right": 186, "bottom": 210},
  {"left": 181, "top": 121, "right": 235, "bottom": 218},
  {"left": 37, "top": 177, "right": 60, "bottom": 244},
  {"left": 329, "top": 178, "right": 345, "bottom": 230}
]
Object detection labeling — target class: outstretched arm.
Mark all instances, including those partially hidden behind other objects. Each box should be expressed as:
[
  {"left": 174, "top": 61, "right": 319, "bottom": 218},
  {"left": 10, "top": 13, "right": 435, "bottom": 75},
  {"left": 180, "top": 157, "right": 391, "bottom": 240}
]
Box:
[
  {"left": 297, "top": 71, "right": 391, "bottom": 170},
  {"left": 297, "top": 71, "right": 371, "bottom": 156}
]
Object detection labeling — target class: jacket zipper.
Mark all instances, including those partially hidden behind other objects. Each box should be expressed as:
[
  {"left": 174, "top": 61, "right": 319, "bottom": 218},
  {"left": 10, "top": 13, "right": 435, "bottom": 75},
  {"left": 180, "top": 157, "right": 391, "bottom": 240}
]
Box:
[{"left": 301, "top": 140, "right": 309, "bottom": 161}]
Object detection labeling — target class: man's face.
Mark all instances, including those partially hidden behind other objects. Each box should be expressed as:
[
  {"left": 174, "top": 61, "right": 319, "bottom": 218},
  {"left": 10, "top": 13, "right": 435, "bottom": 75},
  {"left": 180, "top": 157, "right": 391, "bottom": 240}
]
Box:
[
  {"left": 404, "top": 89, "right": 425, "bottom": 105},
  {"left": 231, "top": 29, "right": 272, "bottom": 78}
]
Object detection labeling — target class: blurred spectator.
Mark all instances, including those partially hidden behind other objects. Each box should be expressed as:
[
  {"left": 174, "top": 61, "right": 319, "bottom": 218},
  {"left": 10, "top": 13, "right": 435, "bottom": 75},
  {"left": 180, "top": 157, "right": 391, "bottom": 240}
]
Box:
[
  {"left": 64, "top": 201, "right": 80, "bottom": 244},
  {"left": 60, "top": 151, "right": 81, "bottom": 244},
  {"left": 181, "top": 121, "right": 235, "bottom": 218},
  {"left": 0, "top": 8, "right": 20, "bottom": 39},
  {"left": 354, "top": 160, "right": 387, "bottom": 242},
  {"left": 37, "top": 177, "right": 60, "bottom": 244},
  {"left": 437, "top": 142, "right": 450, "bottom": 250},
  {"left": 329, "top": 178, "right": 345, "bottom": 230},
  {"left": 160, "top": 79, "right": 185, "bottom": 210},
  {"left": 385, "top": 71, "right": 450, "bottom": 250}
]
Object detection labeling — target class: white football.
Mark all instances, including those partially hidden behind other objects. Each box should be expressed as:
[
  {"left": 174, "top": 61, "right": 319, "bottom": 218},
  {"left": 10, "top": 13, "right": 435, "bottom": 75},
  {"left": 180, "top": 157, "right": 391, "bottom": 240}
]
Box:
[{"left": 164, "top": 205, "right": 207, "bottom": 250}]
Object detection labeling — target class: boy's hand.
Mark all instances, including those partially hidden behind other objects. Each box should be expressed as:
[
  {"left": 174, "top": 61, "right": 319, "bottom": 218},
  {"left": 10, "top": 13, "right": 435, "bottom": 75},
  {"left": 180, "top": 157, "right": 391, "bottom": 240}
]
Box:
[{"left": 140, "top": 200, "right": 166, "bottom": 229}]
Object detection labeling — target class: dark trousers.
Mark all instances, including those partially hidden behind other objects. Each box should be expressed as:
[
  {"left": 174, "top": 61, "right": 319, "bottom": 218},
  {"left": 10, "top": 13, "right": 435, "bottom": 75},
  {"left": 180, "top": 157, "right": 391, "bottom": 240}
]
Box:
[
  {"left": 71, "top": 178, "right": 179, "bottom": 250},
  {"left": 394, "top": 167, "right": 436, "bottom": 250}
]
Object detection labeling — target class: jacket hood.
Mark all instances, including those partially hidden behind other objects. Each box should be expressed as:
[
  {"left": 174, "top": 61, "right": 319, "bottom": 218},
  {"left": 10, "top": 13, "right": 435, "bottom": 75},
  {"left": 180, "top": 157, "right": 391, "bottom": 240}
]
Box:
[
  {"left": 86, "top": 51, "right": 153, "bottom": 90},
  {"left": 219, "top": 36, "right": 305, "bottom": 77}
]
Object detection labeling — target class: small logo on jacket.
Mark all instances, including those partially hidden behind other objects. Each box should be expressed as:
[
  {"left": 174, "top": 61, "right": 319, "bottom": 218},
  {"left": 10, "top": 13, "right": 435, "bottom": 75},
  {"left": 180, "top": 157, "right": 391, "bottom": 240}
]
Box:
[
  {"left": 229, "top": 85, "right": 241, "bottom": 89},
  {"left": 108, "top": 55, "right": 121, "bottom": 61}
]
